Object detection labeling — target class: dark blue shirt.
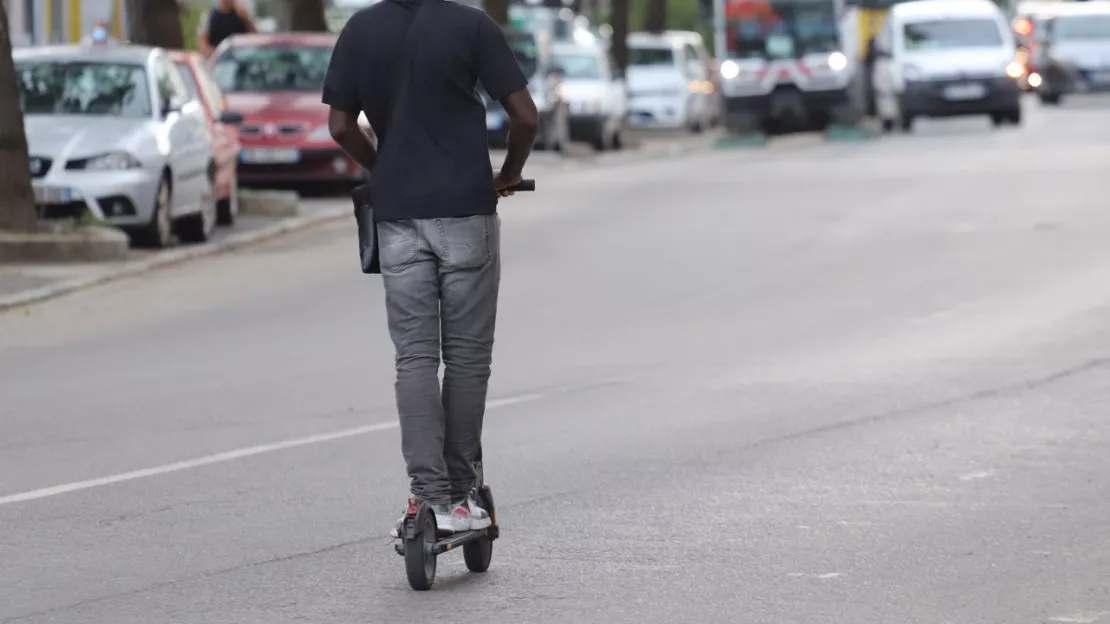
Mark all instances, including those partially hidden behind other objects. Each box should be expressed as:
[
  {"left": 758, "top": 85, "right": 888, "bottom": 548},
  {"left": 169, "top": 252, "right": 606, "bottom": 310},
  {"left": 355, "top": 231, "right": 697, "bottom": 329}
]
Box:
[{"left": 322, "top": 0, "right": 528, "bottom": 221}]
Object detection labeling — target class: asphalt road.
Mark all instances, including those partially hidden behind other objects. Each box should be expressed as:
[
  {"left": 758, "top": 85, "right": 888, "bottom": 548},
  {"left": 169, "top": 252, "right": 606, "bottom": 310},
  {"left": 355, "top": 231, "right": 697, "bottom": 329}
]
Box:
[{"left": 2, "top": 97, "right": 1110, "bottom": 623}]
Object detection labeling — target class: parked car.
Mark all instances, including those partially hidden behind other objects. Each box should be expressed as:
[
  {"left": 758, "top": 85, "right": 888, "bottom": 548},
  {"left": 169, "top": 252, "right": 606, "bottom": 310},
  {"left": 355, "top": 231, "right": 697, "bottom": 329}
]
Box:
[
  {"left": 1031, "top": 1, "right": 1110, "bottom": 104},
  {"left": 208, "top": 32, "right": 367, "bottom": 185},
  {"left": 626, "top": 30, "right": 717, "bottom": 132},
  {"left": 16, "top": 44, "right": 218, "bottom": 248},
  {"left": 486, "top": 28, "right": 571, "bottom": 152},
  {"left": 551, "top": 40, "right": 628, "bottom": 150},
  {"left": 168, "top": 49, "right": 243, "bottom": 226}
]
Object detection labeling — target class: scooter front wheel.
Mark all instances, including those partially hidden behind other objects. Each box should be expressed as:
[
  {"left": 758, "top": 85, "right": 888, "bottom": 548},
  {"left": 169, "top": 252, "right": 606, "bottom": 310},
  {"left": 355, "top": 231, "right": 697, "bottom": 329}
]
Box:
[{"left": 405, "top": 507, "right": 438, "bottom": 590}]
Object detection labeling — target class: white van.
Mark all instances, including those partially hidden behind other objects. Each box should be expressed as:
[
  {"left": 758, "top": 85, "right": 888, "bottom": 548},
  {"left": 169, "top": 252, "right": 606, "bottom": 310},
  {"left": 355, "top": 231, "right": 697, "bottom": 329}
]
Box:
[
  {"left": 626, "top": 31, "right": 716, "bottom": 132},
  {"left": 870, "top": 0, "right": 1024, "bottom": 131}
]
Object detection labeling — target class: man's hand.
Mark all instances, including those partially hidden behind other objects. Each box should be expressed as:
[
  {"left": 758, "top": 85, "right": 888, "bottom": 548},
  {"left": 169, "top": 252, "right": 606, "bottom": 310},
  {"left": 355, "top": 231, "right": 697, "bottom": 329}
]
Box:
[{"left": 493, "top": 170, "right": 522, "bottom": 198}]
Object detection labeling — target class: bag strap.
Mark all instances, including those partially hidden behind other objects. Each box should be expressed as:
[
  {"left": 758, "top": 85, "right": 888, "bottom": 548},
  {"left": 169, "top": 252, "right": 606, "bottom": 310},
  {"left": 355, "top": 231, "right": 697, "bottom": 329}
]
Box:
[{"left": 385, "top": 0, "right": 433, "bottom": 138}]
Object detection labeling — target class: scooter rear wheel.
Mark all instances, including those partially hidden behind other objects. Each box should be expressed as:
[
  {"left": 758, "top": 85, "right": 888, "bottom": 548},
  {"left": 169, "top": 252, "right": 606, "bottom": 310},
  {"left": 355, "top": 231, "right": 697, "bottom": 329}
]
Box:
[
  {"left": 405, "top": 507, "right": 437, "bottom": 590},
  {"left": 463, "top": 486, "right": 496, "bottom": 573}
]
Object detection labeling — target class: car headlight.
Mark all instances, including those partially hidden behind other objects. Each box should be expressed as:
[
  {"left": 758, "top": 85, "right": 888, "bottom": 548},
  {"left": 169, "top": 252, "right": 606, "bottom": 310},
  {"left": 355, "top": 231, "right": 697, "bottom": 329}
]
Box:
[
  {"left": 83, "top": 151, "right": 141, "bottom": 170},
  {"left": 358, "top": 111, "right": 369, "bottom": 128},
  {"left": 903, "top": 64, "right": 924, "bottom": 81},
  {"left": 308, "top": 125, "right": 332, "bottom": 142},
  {"left": 720, "top": 60, "right": 740, "bottom": 80},
  {"left": 1005, "top": 61, "right": 1024, "bottom": 79},
  {"left": 828, "top": 51, "right": 848, "bottom": 71}
]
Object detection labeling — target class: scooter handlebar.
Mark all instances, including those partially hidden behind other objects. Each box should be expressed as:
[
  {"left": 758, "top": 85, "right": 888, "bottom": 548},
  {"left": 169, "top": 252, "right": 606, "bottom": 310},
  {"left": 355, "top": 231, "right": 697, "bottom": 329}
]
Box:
[{"left": 504, "top": 179, "right": 535, "bottom": 192}]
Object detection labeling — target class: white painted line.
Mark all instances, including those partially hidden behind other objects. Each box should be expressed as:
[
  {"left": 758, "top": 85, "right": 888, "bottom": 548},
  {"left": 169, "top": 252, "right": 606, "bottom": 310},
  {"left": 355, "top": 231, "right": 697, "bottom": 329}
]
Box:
[
  {"left": 1050, "top": 612, "right": 1110, "bottom": 624},
  {"left": 0, "top": 394, "right": 539, "bottom": 507},
  {"left": 958, "top": 470, "right": 996, "bottom": 482}
]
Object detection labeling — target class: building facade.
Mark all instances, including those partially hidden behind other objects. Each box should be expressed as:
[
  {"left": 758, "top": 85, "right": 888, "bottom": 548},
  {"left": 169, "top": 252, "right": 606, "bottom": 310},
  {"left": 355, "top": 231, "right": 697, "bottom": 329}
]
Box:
[{"left": 5, "top": 0, "right": 128, "bottom": 46}]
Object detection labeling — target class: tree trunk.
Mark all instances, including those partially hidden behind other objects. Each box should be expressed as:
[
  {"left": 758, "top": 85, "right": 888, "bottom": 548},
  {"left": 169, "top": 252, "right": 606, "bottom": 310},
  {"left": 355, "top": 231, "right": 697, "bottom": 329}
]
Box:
[
  {"left": 0, "top": 3, "right": 37, "bottom": 232},
  {"left": 643, "top": 0, "right": 667, "bottom": 32},
  {"left": 609, "top": 0, "right": 630, "bottom": 77},
  {"left": 125, "top": 0, "right": 185, "bottom": 49},
  {"left": 485, "top": 0, "right": 510, "bottom": 26},
  {"left": 286, "top": 0, "right": 329, "bottom": 32}
]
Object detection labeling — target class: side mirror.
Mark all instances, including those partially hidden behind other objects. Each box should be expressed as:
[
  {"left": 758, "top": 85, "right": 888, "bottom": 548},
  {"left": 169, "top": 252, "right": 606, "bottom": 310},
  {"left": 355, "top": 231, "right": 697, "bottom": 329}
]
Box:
[
  {"left": 163, "top": 94, "right": 185, "bottom": 117},
  {"left": 219, "top": 109, "right": 244, "bottom": 125}
]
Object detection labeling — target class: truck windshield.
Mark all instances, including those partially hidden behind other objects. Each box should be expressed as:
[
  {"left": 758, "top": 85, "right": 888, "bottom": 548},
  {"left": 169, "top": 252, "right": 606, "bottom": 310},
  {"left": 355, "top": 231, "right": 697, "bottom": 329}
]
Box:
[
  {"left": 903, "top": 19, "right": 1004, "bottom": 50},
  {"left": 725, "top": 0, "right": 839, "bottom": 59},
  {"left": 1053, "top": 14, "right": 1110, "bottom": 40}
]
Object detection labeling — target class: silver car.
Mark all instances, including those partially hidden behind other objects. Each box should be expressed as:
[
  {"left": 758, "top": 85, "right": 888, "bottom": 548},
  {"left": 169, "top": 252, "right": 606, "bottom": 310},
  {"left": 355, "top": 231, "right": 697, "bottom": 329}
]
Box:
[
  {"left": 15, "top": 44, "right": 215, "bottom": 248},
  {"left": 1033, "top": 2, "right": 1110, "bottom": 104}
]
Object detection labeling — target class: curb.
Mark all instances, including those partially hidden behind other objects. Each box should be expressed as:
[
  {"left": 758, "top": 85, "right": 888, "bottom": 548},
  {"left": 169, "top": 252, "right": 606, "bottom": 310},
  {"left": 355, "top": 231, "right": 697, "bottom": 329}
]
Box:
[{"left": 0, "top": 205, "right": 350, "bottom": 313}]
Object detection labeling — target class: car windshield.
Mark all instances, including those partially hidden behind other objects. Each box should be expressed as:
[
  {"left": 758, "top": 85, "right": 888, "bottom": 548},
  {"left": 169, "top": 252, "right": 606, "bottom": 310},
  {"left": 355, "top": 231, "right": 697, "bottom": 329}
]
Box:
[
  {"left": 903, "top": 18, "right": 1004, "bottom": 50},
  {"left": 1054, "top": 14, "right": 1110, "bottom": 39},
  {"left": 15, "top": 61, "right": 151, "bottom": 118},
  {"left": 506, "top": 33, "right": 540, "bottom": 78},
  {"left": 629, "top": 47, "right": 675, "bottom": 66},
  {"left": 211, "top": 44, "right": 333, "bottom": 92},
  {"left": 725, "top": 0, "right": 840, "bottom": 59},
  {"left": 554, "top": 53, "right": 602, "bottom": 79}
]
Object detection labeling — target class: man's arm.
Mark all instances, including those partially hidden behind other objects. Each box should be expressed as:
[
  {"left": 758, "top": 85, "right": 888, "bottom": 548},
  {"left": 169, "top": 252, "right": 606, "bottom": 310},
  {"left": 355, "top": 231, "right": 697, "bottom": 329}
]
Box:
[
  {"left": 328, "top": 109, "right": 377, "bottom": 170},
  {"left": 322, "top": 21, "right": 375, "bottom": 170},
  {"left": 497, "top": 88, "right": 539, "bottom": 184},
  {"left": 197, "top": 10, "right": 213, "bottom": 57},
  {"left": 474, "top": 16, "right": 538, "bottom": 188},
  {"left": 236, "top": 4, "right": 258, "bottom": 33}
]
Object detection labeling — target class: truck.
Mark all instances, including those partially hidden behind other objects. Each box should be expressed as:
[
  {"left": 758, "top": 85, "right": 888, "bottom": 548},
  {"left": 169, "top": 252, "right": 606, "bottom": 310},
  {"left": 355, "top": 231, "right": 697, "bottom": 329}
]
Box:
[{"left": 712, "top": 0, "right": 866, "bottom": 134}]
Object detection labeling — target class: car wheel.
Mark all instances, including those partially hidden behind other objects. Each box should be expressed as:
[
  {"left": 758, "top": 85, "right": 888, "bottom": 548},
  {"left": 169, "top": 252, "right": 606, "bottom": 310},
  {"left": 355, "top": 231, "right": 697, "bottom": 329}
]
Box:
[
  {"left": 1039, "top": 92, "right": 1061, "bottom": 105},
  {"left": 590, "top": 125, "right": 607, "bottom": 152},
  {"left": 611, "top": 127, "right": 624, "bottom": 151},
  {"left": 217, "top": 172, "right": 239, "bottom": 227},
  {"left": 880, "top": 117, "right": 895, "bottom": 133},
  {"left": 899, "top": 113, "right": 915, "bottom": 133},
  {"left": 177, "top": 172, "right": 217, "bottom": 244},
  {"left": 133, "top": 176, "right": 174, "bottom": 249}
]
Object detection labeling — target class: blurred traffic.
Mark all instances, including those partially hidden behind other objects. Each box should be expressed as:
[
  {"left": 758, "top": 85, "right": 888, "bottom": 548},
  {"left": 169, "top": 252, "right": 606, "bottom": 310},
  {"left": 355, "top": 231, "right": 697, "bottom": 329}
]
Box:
[{"left": 14, "top": 0, "right": 1110, "bottom": 251}]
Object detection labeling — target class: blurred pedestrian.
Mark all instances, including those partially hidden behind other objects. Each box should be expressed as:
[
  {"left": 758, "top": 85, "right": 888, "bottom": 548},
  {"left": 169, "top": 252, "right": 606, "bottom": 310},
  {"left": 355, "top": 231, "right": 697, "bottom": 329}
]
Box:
[
  {"left": 197, "top": 0, "right": 257, "bottom": 58},
  {"left": 322, "top": 0, "right": 538, "bottom": 535},
  {"left": 81, "top": 20, "right": 119, "bottom": 45}
]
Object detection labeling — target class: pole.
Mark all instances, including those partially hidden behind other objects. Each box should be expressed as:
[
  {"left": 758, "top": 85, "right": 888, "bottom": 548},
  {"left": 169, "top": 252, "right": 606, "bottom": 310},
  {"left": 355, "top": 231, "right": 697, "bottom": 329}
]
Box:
[{"left": 713, "top": 0, "right": 725, "bottom": 58}]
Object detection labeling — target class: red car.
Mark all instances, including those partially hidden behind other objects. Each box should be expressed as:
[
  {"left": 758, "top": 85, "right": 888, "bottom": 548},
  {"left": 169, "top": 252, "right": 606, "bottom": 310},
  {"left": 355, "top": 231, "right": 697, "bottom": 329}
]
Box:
[
  {"left": 167, "top": 50, "right": 243, "bottom": 225},
  {"left": 208, "top": 32, "right": 368, "bottom": 186}
]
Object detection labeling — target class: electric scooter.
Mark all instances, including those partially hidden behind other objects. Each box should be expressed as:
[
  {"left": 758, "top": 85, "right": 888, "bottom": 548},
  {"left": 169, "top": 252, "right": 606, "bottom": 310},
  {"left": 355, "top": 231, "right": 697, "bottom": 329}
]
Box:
[{"left": 394, "top": 179, "right": 534, "bottom": 591}]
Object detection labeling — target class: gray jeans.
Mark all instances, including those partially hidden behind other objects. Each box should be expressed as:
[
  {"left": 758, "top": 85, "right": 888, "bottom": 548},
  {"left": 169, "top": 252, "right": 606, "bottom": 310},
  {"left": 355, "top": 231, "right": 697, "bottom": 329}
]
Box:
[{"left": 378, "top": 214, "right": 500, "bottom": 507}]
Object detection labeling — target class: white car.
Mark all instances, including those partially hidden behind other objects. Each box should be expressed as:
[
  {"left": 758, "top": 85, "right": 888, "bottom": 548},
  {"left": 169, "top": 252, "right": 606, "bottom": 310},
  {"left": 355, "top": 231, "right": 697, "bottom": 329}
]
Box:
[
  {"left": 16, "top": 44, "right": 216, "bottom": 248},
  {"left": 551, "top": 41, "right": 628, "bottom": 151},
  {"left": 626, "top": 31, "right": 716, "bottom": 132}
]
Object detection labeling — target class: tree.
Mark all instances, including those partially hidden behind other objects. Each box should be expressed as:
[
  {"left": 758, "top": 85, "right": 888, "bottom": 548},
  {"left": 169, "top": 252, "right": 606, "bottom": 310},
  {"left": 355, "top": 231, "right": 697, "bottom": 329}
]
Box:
[
  {"left": 125, "top": 0, "right": 185, "bottom": 49},
  {"left": 485, "top": 0, "right": 511, "bottom": 25},
  {"left": 643, "top": 0, "right": 667, "bottom": 32},
  {"left": 0, "top": 3, "right": 37, "bottom": 232},
  {"left": 610, "top": 0, "right": 631, "bottom": 77},
  {"left": 279, "top": 0, "right": 329, "bottom": 31}
]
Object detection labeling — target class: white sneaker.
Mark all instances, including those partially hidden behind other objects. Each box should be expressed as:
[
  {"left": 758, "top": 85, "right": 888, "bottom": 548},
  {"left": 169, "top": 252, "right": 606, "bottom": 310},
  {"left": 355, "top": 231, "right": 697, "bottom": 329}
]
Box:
[
  {"left": 451, "top": 494, "right": 492, "bottom": 531},
  {"left": 390, "top": 503, "right": 469, "bottom": 538}
]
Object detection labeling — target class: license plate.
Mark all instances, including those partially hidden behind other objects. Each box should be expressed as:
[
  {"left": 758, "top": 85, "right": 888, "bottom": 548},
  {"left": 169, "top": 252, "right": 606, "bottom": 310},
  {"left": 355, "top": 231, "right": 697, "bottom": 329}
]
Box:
[
  {"left": 240, "top": 148, "right": 300, "bottom": 164},
  {"left": 33, "top": 185, "right": 73, "bottom": 204},
  {"left": 943, "top": 83, "right": 987, "bottom": 100},
  {"left": 486, "top": 113, "right": 503, "bottom": 130}
]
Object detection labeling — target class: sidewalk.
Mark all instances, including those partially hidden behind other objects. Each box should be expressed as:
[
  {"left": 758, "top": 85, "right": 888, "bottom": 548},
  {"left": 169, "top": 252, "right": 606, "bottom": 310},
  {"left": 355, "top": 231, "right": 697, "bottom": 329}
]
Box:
[{"left": 0, "top": 130, "right": 724, "bottom": 312}]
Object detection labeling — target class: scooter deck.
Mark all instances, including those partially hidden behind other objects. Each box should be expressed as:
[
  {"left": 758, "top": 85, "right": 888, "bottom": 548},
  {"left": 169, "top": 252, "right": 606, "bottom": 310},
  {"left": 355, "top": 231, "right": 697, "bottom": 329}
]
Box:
[{"left": 394, "top": 524, "right": 500, "bottom": 556}]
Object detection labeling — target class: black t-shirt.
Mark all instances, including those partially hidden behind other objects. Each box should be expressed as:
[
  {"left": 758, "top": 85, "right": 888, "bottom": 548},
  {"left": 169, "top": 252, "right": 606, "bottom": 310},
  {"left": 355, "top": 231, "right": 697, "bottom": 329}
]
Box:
[
  {"left": 322, "top": 0, "right": 528, "bottom": 222},
  {"left": 205, "top": 8, "right": 249, "bottom": 50}
]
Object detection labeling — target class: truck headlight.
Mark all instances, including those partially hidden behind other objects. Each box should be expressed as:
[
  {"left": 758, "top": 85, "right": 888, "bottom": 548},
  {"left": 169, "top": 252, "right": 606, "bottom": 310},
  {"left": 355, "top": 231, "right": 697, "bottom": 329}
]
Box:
[
  {"left": 828, "top": 52, "right": 848, "bottom": 71},
  {"left": 83, "top": 151, "right": 141, "bottom": 170}
]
